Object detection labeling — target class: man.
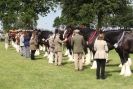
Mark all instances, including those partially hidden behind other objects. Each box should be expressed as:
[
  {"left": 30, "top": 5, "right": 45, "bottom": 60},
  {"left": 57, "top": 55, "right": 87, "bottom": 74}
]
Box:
[
  {"left": 54, "top": 33, "right": 63, "bottom": 66},
  {"left": 71, "top": 29, "right": 85, "bottom": 71},
  {"left": 48, "top": 34, "right": 55, "bottom": 63}
]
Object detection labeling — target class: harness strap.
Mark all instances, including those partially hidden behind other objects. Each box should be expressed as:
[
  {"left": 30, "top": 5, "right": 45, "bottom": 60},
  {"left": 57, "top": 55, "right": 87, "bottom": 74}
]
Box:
[
  {"left": 88, "top": 31, "right": 97, "bottom": 44},
  {"left": 114, "top": 31, "right": 125, "bottom": 48}
]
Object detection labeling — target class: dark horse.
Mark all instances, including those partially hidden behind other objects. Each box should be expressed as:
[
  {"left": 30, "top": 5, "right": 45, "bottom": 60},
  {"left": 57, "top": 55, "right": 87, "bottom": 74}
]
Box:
[
  {"left": 64, "top": 26, "right": 133, "bottom": 76},
  {"left": 35, "top": 30, "right": 53, "bottom": 56}
]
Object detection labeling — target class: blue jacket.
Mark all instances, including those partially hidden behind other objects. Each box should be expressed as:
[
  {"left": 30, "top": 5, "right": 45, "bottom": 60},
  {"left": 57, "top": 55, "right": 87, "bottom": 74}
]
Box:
[{"left": 24, "top": 36, "right": 30, "bottom": 47}]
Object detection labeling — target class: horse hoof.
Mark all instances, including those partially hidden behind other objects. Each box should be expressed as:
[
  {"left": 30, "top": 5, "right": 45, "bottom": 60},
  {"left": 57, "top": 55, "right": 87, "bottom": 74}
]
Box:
[{"left": 124, "top": 74, "right": 132, "bottom": 77}]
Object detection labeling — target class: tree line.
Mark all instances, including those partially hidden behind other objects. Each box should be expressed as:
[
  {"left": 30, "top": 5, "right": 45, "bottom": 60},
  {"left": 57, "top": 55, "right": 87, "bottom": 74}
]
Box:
[
  {"left": 53, "top": 0, "right": 133, "bottom": 29},
  {"left": 0, "top": 0, "right": 58, "bottom": 31},
  {"left": 0, "top": 0, "right": 132, "bottom": 31}
]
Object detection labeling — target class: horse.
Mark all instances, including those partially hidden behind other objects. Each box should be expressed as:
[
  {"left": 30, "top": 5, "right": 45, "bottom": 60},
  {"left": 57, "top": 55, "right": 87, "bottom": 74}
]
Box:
[
  {"left": 36, "top": 30, "right": 53, "bottom": 56},
  {"left": 104, "top": 30, "right": 133, "bottom": 76},
  {"left": 63, "top": 26, "right": 133, "bottom": 76},
  {"left": 63, "top": 26, "right": 98, "bottom": 63}
]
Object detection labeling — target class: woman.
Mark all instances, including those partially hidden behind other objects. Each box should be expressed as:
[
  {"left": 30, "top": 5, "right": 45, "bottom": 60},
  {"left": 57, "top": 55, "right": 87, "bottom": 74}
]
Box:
[
  {"left": 94, "top": 32, "right": 108, "bottom": 79},
  {"left": 30, "top": 32, "right": 37, "bottom": 60}
]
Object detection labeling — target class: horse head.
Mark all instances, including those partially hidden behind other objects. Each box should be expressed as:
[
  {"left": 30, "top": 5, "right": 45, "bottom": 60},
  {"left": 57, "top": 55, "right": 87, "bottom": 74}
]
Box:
[{"left": 63, "top": 26, "right": 75, "bottom": 40}]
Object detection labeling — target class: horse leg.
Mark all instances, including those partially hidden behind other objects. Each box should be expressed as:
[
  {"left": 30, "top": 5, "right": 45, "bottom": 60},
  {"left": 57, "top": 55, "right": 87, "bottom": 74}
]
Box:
[
  {"left": 90, "top": 52, "right": 97, "bottom": 69},
  {"left": 84, "top": 48, "right": 92, "bottom": 65},
  {"left": 90, "top": 60, "right": 97, "bottom": 69},
  {"left": 43, "top": 46, "right": 49, "bottom": 57},
  {"left": 119, "top": 57, "right": 132, "bottom": 68},
  {"left": 115, "top": 49, "right": 126, "bottom": 75},
  {"left": 35, "top": 49, "right": 40, "bottom": 56},
  {"left": 39, "top": 45, "right": 43, "bottom": 51},
  {"left": 117, "top": 49, "right": 132, "bottom": 76},
  {"left": 48, "top": 51, "right": 54, "bottom": 64},
  {"left": 67, "top": 47, "right": 74, "bottom": 62},
  {"left": 123, "top": 52, "right": 132, "bottom": 76},
  {"left": 90, "top": 50, "right": 97, "bottom": 69},
  {"left": 64, "top": 48, "right": 69, "bottom": 56},
  {"left": 128, "top": 58, "right": 132, "bottom": 66}
]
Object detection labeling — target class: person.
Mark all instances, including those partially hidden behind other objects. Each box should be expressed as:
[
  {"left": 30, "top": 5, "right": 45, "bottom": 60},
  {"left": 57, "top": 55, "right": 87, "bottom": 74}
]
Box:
[
  {"left": 5, "top": 32, "right": 9, "bottom": 50},
  {"left": 54, "top": 33, "right": 63, "bottom": 66},
  {"left": 24, "top": 31, "right": 30, "bottom": 58},
  {"left": 19, "top": 31, "right": 25, "bottom": 56},
  {"left": 71, "top": 29, "right": 85, "bottom": 71},
  {"left": 30, "top": 32, "right": 37, "bottom": 60},
  {"left": 48, "top": 34, "right": 55, "bottom": 64},
  {"left": 15, "top": 32, "right": 20, "bottom": 53},
  {"left": 94, "top": 32, "right": 108, "bottom": 79}
]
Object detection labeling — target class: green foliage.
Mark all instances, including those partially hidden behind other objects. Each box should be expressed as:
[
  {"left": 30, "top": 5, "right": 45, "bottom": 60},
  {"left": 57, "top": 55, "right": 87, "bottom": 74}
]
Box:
[
  {"left": 54, "top": 0, "right": 131, "bottom": 29},
  {"left": 111, "top": 5, "right": 133, "bottom": 28},
  {"left": 0, "top": 0, "right": 57, "bottom": 30}
]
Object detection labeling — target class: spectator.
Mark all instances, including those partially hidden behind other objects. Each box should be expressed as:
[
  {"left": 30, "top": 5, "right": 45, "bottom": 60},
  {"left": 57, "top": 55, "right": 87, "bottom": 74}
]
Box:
[
  {"left": 71, "top": 29, "right": 85, "bottom": 71},
  {"left": 5, "top": 32, "right": 9, "bottom": 50},
  {"left": 30, "top": 32, "right": 37, "bottom": 60},
  {"left": 54, "top": 33, "right": 63, "bottom": 66},
  {"left": 19, "top": 31, "right": 24, "bottom": 56},
  {"left": 48, "top": 34, "right": 55, "bottom": 63},
  {"left": 24, "top": 32, "right": 30, "bottom": 58},
  {"left": 94, "top": 32, "right": 108, "bottom": 79}
]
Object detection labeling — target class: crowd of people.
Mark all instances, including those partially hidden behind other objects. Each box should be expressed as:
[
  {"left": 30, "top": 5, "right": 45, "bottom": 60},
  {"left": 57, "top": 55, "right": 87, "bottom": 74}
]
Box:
[{"left": 4, "top": 28, "right": 108, "bottom": 80}]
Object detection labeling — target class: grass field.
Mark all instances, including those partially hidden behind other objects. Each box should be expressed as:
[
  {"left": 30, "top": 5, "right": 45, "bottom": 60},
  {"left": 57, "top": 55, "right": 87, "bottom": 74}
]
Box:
[{"left": 0, "top": 42, "right": 133, "bottom": 89}]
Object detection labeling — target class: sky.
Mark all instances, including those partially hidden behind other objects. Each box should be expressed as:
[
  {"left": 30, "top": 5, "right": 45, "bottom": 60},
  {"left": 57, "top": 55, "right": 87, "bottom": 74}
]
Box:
[{"left": 37, "top": 7, "right": 62, "bottom": 31}]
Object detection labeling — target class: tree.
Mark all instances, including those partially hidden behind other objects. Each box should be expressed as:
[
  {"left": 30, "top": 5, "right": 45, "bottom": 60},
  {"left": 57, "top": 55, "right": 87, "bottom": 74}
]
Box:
[
  {"left": 54, "top": 0, "right": 130, "bottom": 29},
  {"left": 0, "top": 0, "right": 58, "bottom": 30}
]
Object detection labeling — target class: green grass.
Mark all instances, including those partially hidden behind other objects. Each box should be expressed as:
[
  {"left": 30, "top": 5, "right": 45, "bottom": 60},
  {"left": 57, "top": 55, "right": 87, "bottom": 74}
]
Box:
[{"left": 0, "top": 42, "right": 133, "bottom": 89}]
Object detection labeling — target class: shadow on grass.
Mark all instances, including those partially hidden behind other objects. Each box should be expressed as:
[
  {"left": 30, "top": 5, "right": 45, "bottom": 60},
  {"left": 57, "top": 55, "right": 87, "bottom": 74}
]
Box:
[
  {"left": 105, "top": 70, "right": 121, "bottom": 78},
  {"left": 105, "top": 72, "right": 112, "bottom": 78},
  {"left": 34, "top": 57, "right": 43, "bottom": 60},
  {"left": 106, "top": 64, "right": 119, "bottom": 67},
  {"left": 9, "top": 47, "right": 15, "bottom": 50},
  {"left": 106, "top": 70, "right": 120, "bottom": 75},
  {"left": 62, "top": 61, "right": 73, "bottom": 66},
  {"left": 83, "top": 65, "right": 90, "bottom": 70}
]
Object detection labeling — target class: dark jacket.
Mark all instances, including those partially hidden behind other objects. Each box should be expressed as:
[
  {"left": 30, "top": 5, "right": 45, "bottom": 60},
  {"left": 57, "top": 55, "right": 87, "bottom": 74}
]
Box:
[
  {"left": 71, "top": 33, "right": 85, "bottom": 53},
  {"left": 24, "top": 36, "right": 30, "bottom": 47}
]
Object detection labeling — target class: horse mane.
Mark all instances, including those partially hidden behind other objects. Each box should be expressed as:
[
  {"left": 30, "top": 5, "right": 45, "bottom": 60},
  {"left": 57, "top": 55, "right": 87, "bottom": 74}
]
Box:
[
  {"left": 103, "top": 29, "right": 123, "bottom": 33},
  {"left": 103, "top": 28, "right": 132, "bottom": 33}
]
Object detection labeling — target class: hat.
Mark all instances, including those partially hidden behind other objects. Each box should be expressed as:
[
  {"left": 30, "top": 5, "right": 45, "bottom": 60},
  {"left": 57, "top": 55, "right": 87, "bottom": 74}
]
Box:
[{"left": 74, "top": 29, "right": 80, "bottom": 33}]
